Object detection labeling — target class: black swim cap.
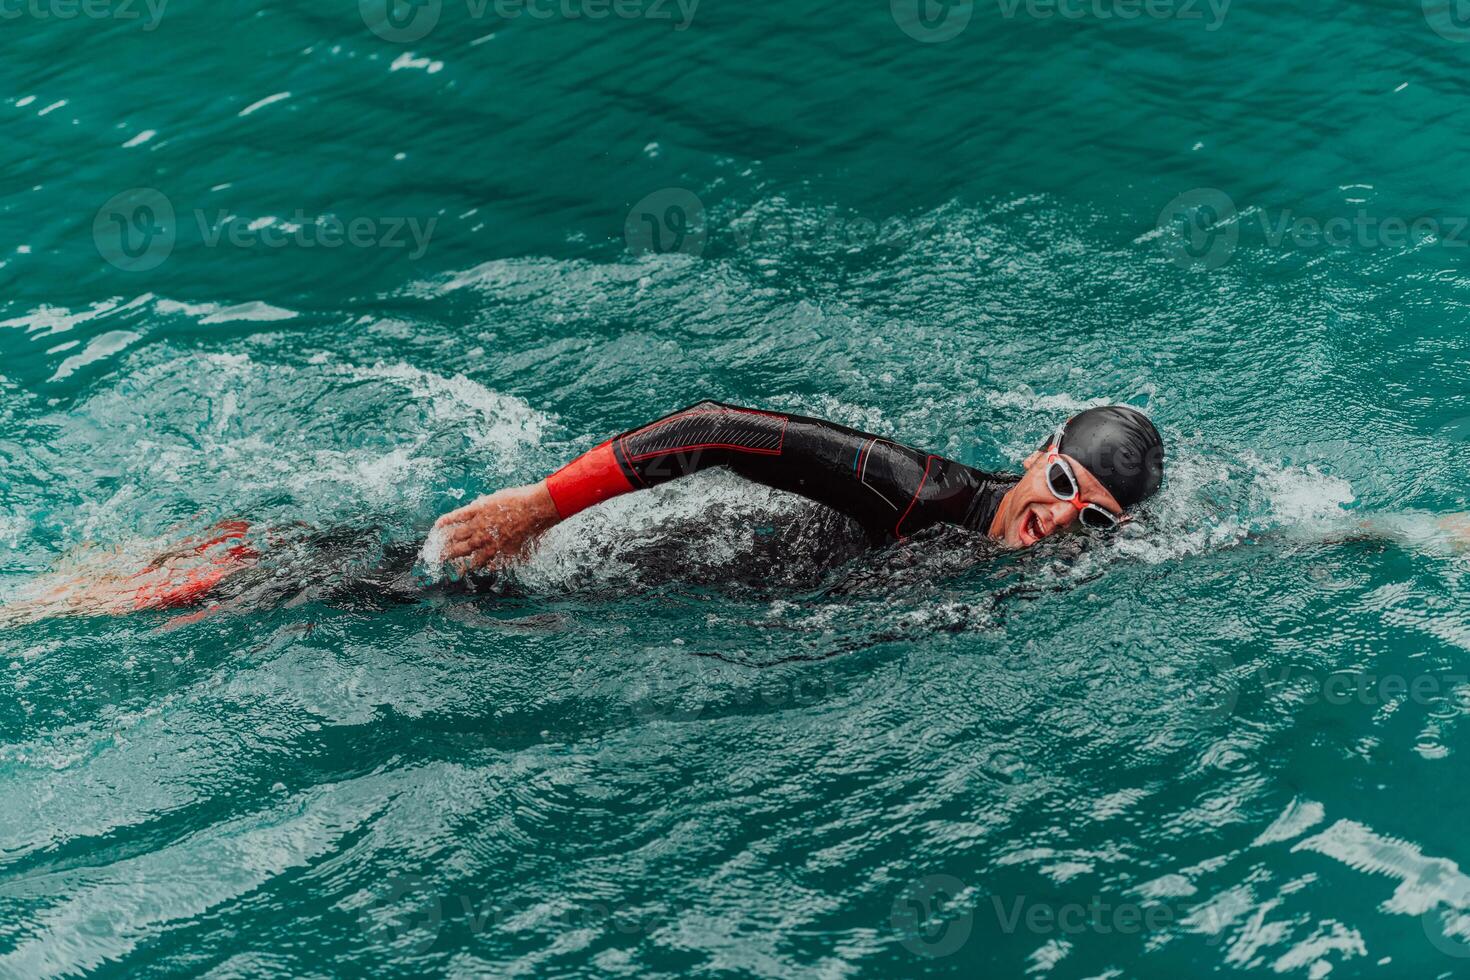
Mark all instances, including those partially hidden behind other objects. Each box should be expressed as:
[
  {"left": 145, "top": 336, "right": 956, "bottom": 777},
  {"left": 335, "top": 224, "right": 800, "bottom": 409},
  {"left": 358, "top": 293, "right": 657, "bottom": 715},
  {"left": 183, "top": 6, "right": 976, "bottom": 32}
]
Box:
[{"left": 1050, "top": 406, "right": 1164, "bottom": 510}]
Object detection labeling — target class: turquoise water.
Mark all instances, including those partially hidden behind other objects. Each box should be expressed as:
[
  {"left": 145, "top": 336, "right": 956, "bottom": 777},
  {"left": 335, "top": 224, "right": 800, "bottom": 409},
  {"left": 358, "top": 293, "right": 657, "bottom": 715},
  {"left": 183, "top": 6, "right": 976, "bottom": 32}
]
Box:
[{"left": 5, "top": 0, "right": 1470, "bottom": 975}]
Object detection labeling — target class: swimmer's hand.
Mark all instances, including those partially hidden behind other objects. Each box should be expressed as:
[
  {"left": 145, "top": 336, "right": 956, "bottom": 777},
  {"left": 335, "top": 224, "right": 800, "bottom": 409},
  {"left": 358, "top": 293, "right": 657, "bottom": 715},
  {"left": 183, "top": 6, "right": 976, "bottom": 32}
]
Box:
[
  {"left": 1437, "top": 513, "right": 1470, "bottom": 552},
  {"left": 430, "top": 481, "right": 562, "bottom": 573}
]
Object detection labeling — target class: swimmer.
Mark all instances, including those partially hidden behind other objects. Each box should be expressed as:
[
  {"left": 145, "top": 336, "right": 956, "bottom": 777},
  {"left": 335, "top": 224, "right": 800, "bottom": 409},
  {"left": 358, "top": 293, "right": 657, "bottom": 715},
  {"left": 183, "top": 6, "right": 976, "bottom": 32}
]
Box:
[
  {"left": 431, "top": 400, "right": 1166, "bottom": 572},
  {"left": 1, "top": 400, "right": 1165, "bottom": 624}
]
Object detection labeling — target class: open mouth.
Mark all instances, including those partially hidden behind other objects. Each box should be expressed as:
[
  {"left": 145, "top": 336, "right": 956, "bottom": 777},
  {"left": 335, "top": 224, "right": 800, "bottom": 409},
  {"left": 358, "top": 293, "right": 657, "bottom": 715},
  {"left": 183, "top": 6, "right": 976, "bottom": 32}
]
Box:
[{"left": 1024, "top": 510, "right": 1044, "bottom": 544}]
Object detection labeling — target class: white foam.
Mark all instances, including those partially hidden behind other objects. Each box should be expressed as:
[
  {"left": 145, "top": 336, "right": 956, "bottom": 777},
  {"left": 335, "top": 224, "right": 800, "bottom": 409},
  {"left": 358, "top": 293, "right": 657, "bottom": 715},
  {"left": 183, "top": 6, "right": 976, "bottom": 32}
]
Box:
[
  {"left": 985, "top": 387, "right": 1115, "bottom": 415},
  {"left": 50, "top": 330, "right": 141, "bottom": 382},
  {"left": 333, "top": 360, "right": 548, "bottom": 458},
  {"left": 389, "top": 52, "right": 443, "bottom": 74},
  {"left": 0, "top": 296, "right": 151, "bottom": 337},
  {"left": 48, "top": 351, "right": 552, "bottom": 542},
  {"left": 238, "top": 91, "right": 291, "bottom": 117},
  {"left": 1072, "top": 447, "right": 1359, "bottom": 571},
  {"left": 1293, "top": 819, "right": 1470, "bottom": 916},
  {"left": 514, "top": 469, "right": 814, "bottom": 593},
  {"left": 418, "top": 524, "right": 450, "bottom": 581},
  {"left": 1253, "top": 797, "right": 1326, "bottom": 847},
  {"left": 1245, "top": 452, "right": 1355, "bottom": 524},
  {"left": 155, "top": 299, "right": 298, "bottom": 324}
]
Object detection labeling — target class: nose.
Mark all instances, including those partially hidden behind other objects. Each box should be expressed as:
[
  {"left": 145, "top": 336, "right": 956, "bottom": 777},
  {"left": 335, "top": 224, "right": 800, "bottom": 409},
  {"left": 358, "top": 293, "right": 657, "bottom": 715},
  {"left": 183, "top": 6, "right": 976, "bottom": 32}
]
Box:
[{"left": 1041, "top": 498, "right": 1078, "bottom": 535}]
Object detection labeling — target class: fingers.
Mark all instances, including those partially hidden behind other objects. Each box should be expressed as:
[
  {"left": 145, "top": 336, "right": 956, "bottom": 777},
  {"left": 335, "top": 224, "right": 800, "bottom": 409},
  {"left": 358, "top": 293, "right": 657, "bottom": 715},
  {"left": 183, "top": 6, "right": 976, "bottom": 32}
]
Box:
[
  {"left": 434, "top": 493, "right": 495, "bottom": 530},
  {"left": 448, "top": 520, "right": 487, "bottom": 547},
  {"left": 438, "top": 522, "right": 510, "bottom": 563},
  {"left": 439, "top": 524, "right": 512, "bottom": 572},
  {"left": 442, "top": 532, "right": 489, "bottom": 561},
  {"left": 433, "top": 502, "right": 476, "bottom": 530}
]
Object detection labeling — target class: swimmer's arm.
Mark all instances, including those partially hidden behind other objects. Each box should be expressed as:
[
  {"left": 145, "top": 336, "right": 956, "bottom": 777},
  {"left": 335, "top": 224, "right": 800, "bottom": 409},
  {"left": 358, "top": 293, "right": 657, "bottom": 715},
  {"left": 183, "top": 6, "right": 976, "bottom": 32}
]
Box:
[
  {"left": 433, "top": 400, "right": 991, "bottom": 570},
  {"left": 1239, "top": 512, "right": 1470, "bottom": 554},
  {"left": 1331, "top": 512, "right": 1470, "bottom": 552},
  {"left": 433, "top": 399, "right": 831, "bottom": 571}
]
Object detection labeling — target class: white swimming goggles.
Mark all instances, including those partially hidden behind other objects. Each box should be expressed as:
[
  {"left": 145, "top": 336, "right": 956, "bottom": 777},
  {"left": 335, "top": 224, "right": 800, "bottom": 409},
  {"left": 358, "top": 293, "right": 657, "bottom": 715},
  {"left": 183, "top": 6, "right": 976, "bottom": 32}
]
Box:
[{"left": 1044, "top": 428, "right": 1128, "bottom": 532}]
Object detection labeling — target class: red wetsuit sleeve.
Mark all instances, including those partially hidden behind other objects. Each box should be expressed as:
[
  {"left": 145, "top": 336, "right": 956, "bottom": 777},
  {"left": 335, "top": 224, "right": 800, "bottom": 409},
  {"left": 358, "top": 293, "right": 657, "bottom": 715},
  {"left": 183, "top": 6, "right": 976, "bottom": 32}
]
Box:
[{"left": 544, "top": 440, "right": 636, "bottom": 519}]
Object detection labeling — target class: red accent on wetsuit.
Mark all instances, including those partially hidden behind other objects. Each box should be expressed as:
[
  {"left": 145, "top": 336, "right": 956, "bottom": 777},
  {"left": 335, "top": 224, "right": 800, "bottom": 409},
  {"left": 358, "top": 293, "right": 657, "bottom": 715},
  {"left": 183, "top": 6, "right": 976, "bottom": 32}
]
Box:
[
  {"left": 130, "top": 521, "right": 260, "bottom": 611},
  {"left": 544, "top": 440, "right": 636, "bottom": 519},
  {"left": 894, "top": 455, "right": 936, "bottom": 539},
  {"left": 131, "top": 565, "right": 234, "bottom": 610}
]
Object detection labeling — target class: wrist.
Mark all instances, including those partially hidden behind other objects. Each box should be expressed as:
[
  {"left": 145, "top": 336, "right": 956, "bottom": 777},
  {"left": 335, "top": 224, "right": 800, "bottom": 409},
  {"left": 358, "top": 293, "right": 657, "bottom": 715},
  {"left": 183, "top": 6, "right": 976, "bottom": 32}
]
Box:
[{"left": 543, "top": 440, "right": 635, "bottom": 518}]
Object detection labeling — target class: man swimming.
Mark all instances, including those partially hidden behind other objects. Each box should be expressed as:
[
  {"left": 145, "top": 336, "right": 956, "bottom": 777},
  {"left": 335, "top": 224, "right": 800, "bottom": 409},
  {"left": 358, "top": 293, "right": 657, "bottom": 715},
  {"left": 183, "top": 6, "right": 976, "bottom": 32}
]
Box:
[
  {"left": 0, "top": 400, "right": 1164, "bottom": 623},
  {"left": 430, "top": 400, "right": 1165, "bottom": 572}
]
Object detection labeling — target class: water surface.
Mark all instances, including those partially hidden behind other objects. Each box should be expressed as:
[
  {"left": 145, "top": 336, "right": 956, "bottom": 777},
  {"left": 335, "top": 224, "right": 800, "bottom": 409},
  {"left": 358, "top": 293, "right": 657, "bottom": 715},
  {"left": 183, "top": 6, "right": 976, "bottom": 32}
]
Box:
[{"left": 3, "top": 0, "right": 1470, "bottom": 975}]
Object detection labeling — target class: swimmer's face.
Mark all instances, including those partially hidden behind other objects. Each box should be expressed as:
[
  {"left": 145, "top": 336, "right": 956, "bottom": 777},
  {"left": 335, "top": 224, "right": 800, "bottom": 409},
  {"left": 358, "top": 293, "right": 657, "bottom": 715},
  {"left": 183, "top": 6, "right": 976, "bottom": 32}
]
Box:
[{"left": 993, "top": 450, "right": 1125, "bottom": 549}]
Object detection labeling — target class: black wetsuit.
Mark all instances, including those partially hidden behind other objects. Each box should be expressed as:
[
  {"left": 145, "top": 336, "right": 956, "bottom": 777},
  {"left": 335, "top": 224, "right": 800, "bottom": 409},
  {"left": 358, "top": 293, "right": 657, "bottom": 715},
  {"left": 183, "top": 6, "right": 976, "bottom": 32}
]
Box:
[
  {"left": 548, "top": 401, "right": 1017, "bottom": 545},
  {"left": 179, "top": 401, "right": 1020, "bottom": 614}
]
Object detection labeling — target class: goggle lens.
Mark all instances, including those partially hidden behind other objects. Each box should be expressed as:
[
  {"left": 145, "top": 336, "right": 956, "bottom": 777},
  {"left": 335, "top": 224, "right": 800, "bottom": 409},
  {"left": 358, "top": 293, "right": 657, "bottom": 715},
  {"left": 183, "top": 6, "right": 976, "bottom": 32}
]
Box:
[
  {"left": 1079, "top": 506, "right": 1120, "bottom": 531},
  {"left": 1045, "top": 445, "right": 1124, "bottom": 534},
  {"left": 1046, "top": 460, "right": 1077, "bottom": 499}
]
